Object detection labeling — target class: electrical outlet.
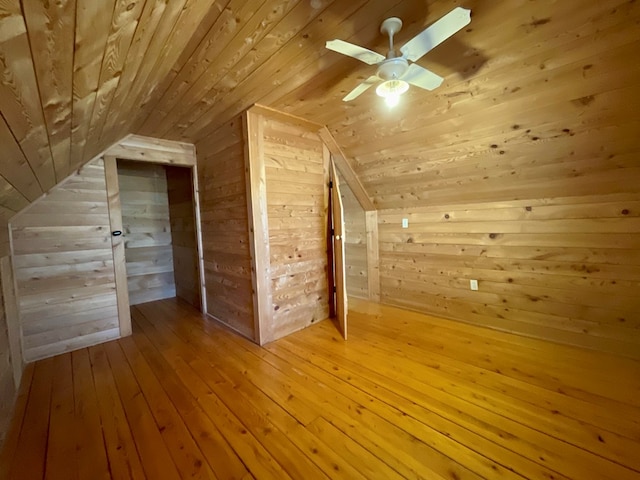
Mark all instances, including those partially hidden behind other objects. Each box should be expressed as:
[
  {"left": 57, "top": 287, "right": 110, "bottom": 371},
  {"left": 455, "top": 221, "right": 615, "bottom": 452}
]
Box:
[
  {"left": 402, "top": 218, "right": 409, "bottom": 228},
  {"left": 470, "top": 279, "right": 479, "bottom": 291}
]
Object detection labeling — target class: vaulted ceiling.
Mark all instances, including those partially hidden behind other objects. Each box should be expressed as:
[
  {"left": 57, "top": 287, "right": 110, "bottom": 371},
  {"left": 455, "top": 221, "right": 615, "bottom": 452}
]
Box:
[{"left": 0, "top": 0, "right": 638, "bottom": 219}]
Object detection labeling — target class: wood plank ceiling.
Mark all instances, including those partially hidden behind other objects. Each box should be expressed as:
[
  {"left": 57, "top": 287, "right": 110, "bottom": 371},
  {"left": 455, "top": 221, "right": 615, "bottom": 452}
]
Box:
[{"left": 0, "top": 0, "right": 638, "bottom": 219}]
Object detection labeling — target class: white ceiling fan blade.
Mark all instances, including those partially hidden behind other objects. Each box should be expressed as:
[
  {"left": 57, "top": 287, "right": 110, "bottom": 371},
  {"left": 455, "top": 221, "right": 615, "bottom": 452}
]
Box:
[
  {"left": 343, "top": 76, "right": 379, "bottom": 101},
  {"left": 326, "top": 39, "right": 386, "bottom": 65},
  {"left": 402, "top": 63, "right": 443, "bottom": 91},
  {"left": 400, "top": 7, "right": 471, "bottom": 62}
]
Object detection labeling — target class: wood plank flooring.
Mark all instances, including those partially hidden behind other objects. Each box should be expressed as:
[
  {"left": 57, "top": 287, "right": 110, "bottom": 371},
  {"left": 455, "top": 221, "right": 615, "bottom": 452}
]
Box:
[{"left": 1, "top": 297, "right": 639, "bottom": 479}]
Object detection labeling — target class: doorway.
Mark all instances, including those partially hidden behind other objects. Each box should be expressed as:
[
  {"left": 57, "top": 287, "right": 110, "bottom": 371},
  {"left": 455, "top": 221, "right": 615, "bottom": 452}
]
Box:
[{"left": 116, "top": 160, "right": 202, "bottom": 311}]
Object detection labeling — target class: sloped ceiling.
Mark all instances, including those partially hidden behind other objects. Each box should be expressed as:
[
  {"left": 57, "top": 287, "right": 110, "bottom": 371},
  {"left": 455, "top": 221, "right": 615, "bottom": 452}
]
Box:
[{"left": 0, "top": 0, "right": 638, "bottom": 220}]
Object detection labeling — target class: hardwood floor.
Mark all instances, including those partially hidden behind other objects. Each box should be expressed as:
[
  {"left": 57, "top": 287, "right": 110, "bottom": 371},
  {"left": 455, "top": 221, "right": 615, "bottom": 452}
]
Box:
[{"left": 1, "top": 298, "right": 639, "bottom": 480}]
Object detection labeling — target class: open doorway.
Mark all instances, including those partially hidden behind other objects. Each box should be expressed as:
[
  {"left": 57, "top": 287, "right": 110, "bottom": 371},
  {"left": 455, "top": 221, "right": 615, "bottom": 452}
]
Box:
[{"left": 117, "top": 160, "right": 202, "bottom": 311}]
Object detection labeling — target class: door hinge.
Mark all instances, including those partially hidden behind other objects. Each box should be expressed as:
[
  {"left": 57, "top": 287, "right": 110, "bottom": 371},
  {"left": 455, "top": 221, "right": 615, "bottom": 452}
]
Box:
[
  {"left": 333, "top": 286, "right": 337, "bottom": 293},
  {"left": 329, "top": 180, "right": 333, "bottom": 188}
]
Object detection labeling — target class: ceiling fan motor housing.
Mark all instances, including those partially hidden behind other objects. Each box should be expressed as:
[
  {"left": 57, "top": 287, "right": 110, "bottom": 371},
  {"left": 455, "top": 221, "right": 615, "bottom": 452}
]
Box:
[{"left": 377, "top": 57, "right": 409, "bottom": 81}]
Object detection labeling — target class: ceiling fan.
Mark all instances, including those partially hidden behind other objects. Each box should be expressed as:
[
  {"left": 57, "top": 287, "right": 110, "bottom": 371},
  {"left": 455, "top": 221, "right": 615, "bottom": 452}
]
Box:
[{"left": 326, "top": 7, "right": 471, "bottom": 107}]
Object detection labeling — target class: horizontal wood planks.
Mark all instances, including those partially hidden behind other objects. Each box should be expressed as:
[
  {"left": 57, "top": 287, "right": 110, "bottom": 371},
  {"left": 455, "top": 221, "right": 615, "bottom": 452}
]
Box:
[
  {"left": 196, "top": 115, "right": 255, "bottom": 339},
  {"left": 263, "top": 117, "right": 330, "bottom": 341},
  {"left": 0, "top": 0, "right": 638, "bottom": 246},
  {"left": 118, "top": 161, "right": 176, "bottom": 306},
  {"left": 0, "top": 0, "right": 637, "bottom": 367},
  {"left": 105, "top": 134, "right": 197, "bottom": 166},
  {"left": 377, "top": 196, "right": 640, "bottom": 358},
  {"left": 10, "top": 160, "right": 119, "bottom": 362},
  {"left": 305, "top": 1, "right": 638, "bottom": 357},
  {"left": 166, "top": 166, "right": 201, "bottom": 309},
  {"left": 2, "top": 297, "right": 640, "bottom": 478}
]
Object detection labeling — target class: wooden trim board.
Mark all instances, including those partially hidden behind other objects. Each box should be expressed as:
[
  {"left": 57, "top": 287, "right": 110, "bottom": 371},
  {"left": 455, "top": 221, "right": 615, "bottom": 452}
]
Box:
[
  {"left": 318, "top": 127, "right": 375, "bottom": 212},
  {"left": 249, "top": 104, "right": 323, "bottom": 132},
  {"left": 1, "top": 255, "right": 22, "bottom": 389},
  {"left": 243, "top": 110, "right": 273, "bottom": 345},
  {"left": 104, "top": 134, "right": 196, "bottom": 166},
  {"left": 190, "top": 164, "right": 207, "bottom": 315},
  {"left": 104, "top": 156, "right": 132, "bottom": 337},
  {"left": 365, "top": 210, "right": 380, "bottom": 302},
  {"left": 324, "top": 143, "right": 335, "bottom": 319}
]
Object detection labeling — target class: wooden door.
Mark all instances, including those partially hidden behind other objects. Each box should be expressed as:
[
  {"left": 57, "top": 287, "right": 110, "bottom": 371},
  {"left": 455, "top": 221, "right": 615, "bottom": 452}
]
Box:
[
  {"left": 330, "top": 161, "right": 347, "bottom": 339},
  {"left": 104, "top": 156, "right": 132, "bottom": 337}
]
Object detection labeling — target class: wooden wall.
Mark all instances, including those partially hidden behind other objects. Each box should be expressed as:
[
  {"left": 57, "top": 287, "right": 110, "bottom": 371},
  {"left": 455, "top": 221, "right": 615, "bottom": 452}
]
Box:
[
  {"left": 0, "top": 234, "right": 21, "bottom": 449},
  {"left": 377, "top": 196, "right": 640, "bottom": 359},
  {"left": 263, "top": 118, "right": 330, "bottom": 341},
  {"left": 278, "top": 1, "right": 640, "bottom": 358},
  {"left": 10, "top": 160, "right": 119, "bottom": 362},
  {"left": 0, "top": 252, "right": 14, "bottom": 448},
  {"left": 118, "top": 161, "right": 176, "bottom": 306},
  {"left": 339, "top": 174, "right": 368, "bottom": 299},
  {"left": 195, "top": 116, "right": 255, "bottom": 339},
  {"left": 354, "top": 3, "right": 640, "bottom": 359},
  {"left": 166, "top": 166, "right": 201, "bottom": 309}
]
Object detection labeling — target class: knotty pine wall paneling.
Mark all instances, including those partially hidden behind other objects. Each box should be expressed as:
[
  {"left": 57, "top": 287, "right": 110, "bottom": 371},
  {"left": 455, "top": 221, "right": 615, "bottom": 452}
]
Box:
[
  {"left": 117, "top": 161, "right": 176, "bottom": 306},
  {"left": 10, "top": 160, "right": 119, "bottom": 362},
  {"left": 0, "top": 249, "right": 22, "bottom": 449},
  {"left": 262, "top": 117, "right": 330, "bottom": 341},
  {"left": 377, "top": 196, "right": 640, "bottom": 359},
  {"left": 338, "top": 173, "right": 369, "bottom": 299},
  {"left": 0, "top": 310, "right": 12, "bottom": 449},
  {"left": 195, "top": 116, "right": 255, "bottom": 339},
  {"left": 0, "top": 254, "right": 20, "bottom": 387},
  {"left": 166, "top": 166, "right": 201, "bottom": 309},
  {"left": 0, "top": 254, "right": 15, "bottom": 448},
  {"left": 315, "top": 1, "right": 640, "bottom": 359}
]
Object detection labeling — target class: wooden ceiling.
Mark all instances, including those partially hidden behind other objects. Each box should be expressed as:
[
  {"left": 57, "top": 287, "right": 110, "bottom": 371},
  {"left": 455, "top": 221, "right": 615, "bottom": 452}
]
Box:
[{"left": 0, "top": 0, "right": 638, "bottom": 218}]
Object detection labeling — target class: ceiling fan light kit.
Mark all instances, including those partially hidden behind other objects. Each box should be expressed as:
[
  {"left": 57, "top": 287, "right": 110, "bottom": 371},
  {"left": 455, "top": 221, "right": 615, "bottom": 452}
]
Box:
[
  {"left": 377, "top": 57, "right": 409, "bottom": 80},
  {"left": 375, "top": 55, "right": 410, "bottom": 107},
  {"left": 326, "top": 7, "right": 472, "bottom": 107},
  {"left": 376, "top": 80, "right": 409, "bottom": 107}
]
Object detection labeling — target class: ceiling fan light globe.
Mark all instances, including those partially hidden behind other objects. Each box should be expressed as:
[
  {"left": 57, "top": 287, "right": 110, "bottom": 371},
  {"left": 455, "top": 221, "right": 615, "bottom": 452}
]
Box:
[
  {"left": 384, "top": 94, "right": 400, "bottom": 108},
  {"left": 376, "top": 79, "right": 409, "bottom": 98}
]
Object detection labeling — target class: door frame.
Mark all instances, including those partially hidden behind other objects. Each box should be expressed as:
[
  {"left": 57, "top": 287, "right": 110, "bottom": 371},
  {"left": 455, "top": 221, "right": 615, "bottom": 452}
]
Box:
[{"left": 102, "top": 135, "right": 205, "bottom": 337}]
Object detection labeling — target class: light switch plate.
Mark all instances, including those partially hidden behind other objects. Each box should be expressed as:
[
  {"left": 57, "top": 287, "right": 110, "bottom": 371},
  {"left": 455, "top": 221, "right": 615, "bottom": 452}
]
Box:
[
  {"left": 470, "top": 279, "right": 479, "bottom": 291},
  {"left": 402, "top": 218, "right": 409, "bottom": 228}
]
